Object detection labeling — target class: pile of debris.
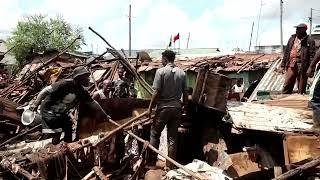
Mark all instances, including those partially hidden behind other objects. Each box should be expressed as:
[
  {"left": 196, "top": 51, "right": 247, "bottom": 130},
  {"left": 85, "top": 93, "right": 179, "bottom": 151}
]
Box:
[{"left": 0, "top": 27, "right": 319, "bottom": 180}]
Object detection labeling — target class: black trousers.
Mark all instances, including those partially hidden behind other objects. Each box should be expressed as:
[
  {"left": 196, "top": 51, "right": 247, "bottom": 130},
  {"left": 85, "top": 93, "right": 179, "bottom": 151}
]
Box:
[
  {"left": 41, "top": 110, "right": 73, "bottom": 145},
  {"left": 149, "top": 107, "right": 181, "bottom": 168}
]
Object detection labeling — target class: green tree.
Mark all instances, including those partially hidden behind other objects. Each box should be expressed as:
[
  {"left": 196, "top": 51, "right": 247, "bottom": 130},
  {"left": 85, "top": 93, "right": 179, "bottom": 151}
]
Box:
[{"left": 7, "top": 14, "right": 84, "bottom": 67}]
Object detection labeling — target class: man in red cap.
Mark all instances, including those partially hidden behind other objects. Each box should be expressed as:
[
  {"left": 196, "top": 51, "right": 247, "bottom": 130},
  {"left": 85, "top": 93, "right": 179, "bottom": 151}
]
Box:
[{"left": 281, "top": 23, "right": 316, "bottom": 94}]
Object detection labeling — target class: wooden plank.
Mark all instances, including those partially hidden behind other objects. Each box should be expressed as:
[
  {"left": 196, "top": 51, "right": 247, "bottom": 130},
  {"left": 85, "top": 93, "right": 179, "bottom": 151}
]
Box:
[
  {"left": 273, "top": 157, "right": 320, "bottom": 180},
  {"left": 273, "top": 166, "right": 282, "bottom": 178},
  {"left": 285, "top": 134, "right": 320, "bottom": 164},
  {"left": 282, "top": 137, "right": 290, "bottom": 166}
]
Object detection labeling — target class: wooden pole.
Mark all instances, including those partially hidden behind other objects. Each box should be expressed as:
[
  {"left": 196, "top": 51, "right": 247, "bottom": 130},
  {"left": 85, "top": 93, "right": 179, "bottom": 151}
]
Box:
[
  {"left": 310, "top": 8, "right": 313, "bottom": 35},
  {"left": 89, "top": 69, "right": 99, "bottom": 91},
  {"left": 81, "top": 170, "right": 95, "bottom": 180},
  {"left": 0, "top": 159, "right": 37, "bottom": 180},
  {"left": 93, "top": 166, "right": 108, "bottom": 180},
  {"left": 280, "top": 0, "right": 283, "bottom": 53},
  {"left": 237, "top": 54, "right": 266, "bottom": 73},
  {"left": 129, "top": 4, "right": 132, "bottom": 57},
  {"left": 256, "top": 0, "right": 263, "bottom": 47},
  {"left": 0, "top": 124, "right": 41, "bottom": 149},
  {"left": 273, "top": 157, "right": 320, "bottom": 180},
  {"left": 93, "top": 111, "right": 148, "bottom": 147},
  {"left": 86, "top": 49, "right": 109, "bottom": 66},
  {"left": 249, "top": 22, "right": 254, "bottom": 52},
  {"left": 88, "top": 27, "right": 153, "bottom": 95},
  {"left": 186, "top": 32, "right": 190, "bottom": 49}
]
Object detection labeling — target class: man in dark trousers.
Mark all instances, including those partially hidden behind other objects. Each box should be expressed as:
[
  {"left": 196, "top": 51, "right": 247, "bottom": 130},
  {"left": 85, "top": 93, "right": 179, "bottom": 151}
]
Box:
[
  {"left": 30, "top": 66, "right": 109, "bottom": 144},
  {"left": 281, "top": 23, "right": 316, "bottom": 94},
  {"left": 147, "top": 50, "right": 188, "bottom": 169}
]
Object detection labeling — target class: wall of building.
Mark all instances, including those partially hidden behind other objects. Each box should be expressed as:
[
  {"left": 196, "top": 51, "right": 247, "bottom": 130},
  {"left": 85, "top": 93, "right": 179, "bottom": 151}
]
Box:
[
  {"left": 223, "top": 70, "right": 267, "bottom": 91},
  {"left": 254, "top": 45, "right": 284, "bottom": 54}
]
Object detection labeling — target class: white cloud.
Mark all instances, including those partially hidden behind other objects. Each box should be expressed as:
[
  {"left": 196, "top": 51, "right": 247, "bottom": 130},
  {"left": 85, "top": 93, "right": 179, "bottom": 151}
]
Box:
[
  {"left": 0, "top": 0, "right": 22, "bottom": 39},
  {"left": 0, "top": 0, "right": 319, "bottom": 53}
]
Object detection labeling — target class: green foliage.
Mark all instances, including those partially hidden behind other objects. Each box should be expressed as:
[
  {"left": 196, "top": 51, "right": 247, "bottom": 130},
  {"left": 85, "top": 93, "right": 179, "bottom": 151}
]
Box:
[{"left": 7, "top": 14, "right": 84, "bottom": 67}]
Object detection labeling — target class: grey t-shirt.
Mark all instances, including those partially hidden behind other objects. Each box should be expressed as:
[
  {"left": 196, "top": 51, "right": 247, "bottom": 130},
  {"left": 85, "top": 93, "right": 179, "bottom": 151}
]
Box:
[{"left": 152, "top": 63, "right": 187, "bottom": 109}]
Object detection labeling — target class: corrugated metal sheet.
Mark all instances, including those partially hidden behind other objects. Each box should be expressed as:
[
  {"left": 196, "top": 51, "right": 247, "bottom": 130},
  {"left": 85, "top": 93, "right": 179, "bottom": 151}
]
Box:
[
  {"left": 227, "top": 101, "right": 312, "bottom": 133},
  {"left": 248, "top": 58, "right": 284, "bottom": 101},
  {"left": 137, "top": 53, "right": 280, "bottom": 73}
]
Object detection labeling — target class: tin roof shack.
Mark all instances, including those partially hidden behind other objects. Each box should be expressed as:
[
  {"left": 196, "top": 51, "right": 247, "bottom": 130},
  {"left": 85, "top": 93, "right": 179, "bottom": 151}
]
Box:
[
  {"left": 2, "top": 50, "right": 94, "bottom": 104},
  {"left": 225, "top": 57, "right": 320, "bottom": 178},
  {"left": 136, "top": 53, "right": 280, "bottom": 99}
]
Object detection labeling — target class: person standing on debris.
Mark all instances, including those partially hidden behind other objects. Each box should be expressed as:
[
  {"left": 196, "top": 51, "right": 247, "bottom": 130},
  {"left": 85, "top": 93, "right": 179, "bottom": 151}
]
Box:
[
  {"left": 281, "top": 23, "right": 316, "bottom": 94},
  {"left": 93, "top": 79, "right": 113, "bottom": 101},
  {"left": 113, "top": 66, "right": 136, "bottom": 98},
  {"left": 232, "top": 79, "right": 244, "bottom": 93},
  {"left": 307, "top": 49, "right": 320, "bottom": 129},
  {"left": 29, "top": 66, "right": 109, "bottom": 144},
  {"left": 147, "top": 50, "right": 188, "bottom": 169}
]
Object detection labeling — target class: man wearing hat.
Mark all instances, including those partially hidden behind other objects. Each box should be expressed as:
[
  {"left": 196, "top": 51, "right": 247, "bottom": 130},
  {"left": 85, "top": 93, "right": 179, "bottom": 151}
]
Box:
[
  {"left": 30, "top": 66, "right": 109, "bottom": 144},
  {"left": 281, "top": 23, "right": 316, "bottom": 94}
]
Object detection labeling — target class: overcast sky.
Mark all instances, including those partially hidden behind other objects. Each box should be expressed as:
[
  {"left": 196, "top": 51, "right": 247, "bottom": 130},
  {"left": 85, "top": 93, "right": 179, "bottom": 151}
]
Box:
[{"left": 0, "top": 0, "right": 319, "bottom": 53}]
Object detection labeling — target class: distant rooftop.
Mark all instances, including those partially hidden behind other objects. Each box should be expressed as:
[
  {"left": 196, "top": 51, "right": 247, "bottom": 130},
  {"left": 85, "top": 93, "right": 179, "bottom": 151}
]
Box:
[
  {"left": 0, "top": 40, "right": 16, "bottom": 65},
  {"left": 105, "top": 48, "right": 221, "bottom": 59}
]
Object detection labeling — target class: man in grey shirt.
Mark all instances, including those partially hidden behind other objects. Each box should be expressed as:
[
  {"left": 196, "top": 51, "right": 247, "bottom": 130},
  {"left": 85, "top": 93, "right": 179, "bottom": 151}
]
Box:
[{"left": 147, "top": 50, "right": 188, "bottom": 169}]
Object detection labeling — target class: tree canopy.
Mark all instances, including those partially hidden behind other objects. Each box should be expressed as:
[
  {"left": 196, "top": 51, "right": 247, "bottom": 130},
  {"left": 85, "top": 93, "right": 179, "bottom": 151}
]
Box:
[{"left": 7, "top": 14, "right": 84, "bottom": 67}]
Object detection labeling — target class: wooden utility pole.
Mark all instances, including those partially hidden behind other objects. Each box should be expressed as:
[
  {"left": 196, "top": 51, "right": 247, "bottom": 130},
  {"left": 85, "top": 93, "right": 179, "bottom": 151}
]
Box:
[
  {"left": 186, "top": 32, "right": 190, "bottom": 49},
  {"left": 280, "top": 0, "right": 284, "bottom": 53},
  {"left": 310, "top": 8, "right": 313, "bottom": 35},
  {"left": 255, "top": 0, "right": 263, "bottom": 47},
  {"left": 129, "top": 4, "right": 132, "bottom": 56},
  {"left": 249, "top": 22, "right": 254, "bottom": 52}
]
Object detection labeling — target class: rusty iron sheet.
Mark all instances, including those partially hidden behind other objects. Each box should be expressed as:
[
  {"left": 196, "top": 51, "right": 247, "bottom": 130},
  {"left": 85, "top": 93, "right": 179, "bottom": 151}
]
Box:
[
  {"left": 137, "top": 53, "right": 280, "bottom": 73},
  {"left": 0, "top": 97, "right": 21, "bottom": 125}
]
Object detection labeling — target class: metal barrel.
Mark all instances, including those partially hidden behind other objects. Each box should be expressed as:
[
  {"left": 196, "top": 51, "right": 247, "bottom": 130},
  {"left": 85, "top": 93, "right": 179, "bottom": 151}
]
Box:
[{"left": 192, "top": 69, "right": 232, "bottom": 112}]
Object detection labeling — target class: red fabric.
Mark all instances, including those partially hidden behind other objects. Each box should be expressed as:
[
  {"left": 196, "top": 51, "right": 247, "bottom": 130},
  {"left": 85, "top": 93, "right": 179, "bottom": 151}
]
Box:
[{"left": 173, "top": 33, "right": 180, "bottom": 42}]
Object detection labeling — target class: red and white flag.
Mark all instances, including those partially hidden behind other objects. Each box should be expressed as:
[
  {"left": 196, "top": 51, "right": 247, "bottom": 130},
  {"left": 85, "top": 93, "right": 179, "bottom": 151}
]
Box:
[{"left": 173, "top": 33, "right": 180, "bottom": 43}]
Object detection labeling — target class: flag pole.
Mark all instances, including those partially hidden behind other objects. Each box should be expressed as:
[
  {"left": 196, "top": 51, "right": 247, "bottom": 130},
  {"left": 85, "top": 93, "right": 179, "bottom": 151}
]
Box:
[
  {"left": 178, "top": 36, "right": 180, "bottom": 54},
  {"left": 174, "top": 35, "right": 176, "bottom": 50},
  {"left": 171, "top": 35, "right": 172, "bottom": 49},
  {"left": 186, "top": 32, "right": 190, "bottom": 49}
]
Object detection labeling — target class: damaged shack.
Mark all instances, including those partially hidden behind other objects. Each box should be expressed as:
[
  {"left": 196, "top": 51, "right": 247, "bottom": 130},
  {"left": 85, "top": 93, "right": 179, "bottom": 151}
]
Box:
[{"left": 0, "top": 35, "right": 320, "bottom": 180}]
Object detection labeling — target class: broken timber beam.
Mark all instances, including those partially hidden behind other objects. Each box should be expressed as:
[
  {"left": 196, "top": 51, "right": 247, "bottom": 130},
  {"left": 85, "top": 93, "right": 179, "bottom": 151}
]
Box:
[
  {"left": 273, "top": 157, "right": 320, "bottom": 180},
  {"left": 88, "top": 27, "right": 153, "bottom": 95},
  {"left": 93, "top": 111, "right": 148, "bottom": 147},
  {"left": 236, "top": 54, "right": 266, "bottom": 73},
  {"left": 82, "top": 170, "right": 95, "bottom": 180},
  {"left": 93, "top": 166, "right": 109, "bottom": 180},
  {"left": 0, "top": 159, "right": 37, "bottom": 180},
  {"left": 108, "top": 119, "right": 205, "bottom": 180},
  {"left": 3, "top": 35, "right": 81, "bottom": 97}
]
